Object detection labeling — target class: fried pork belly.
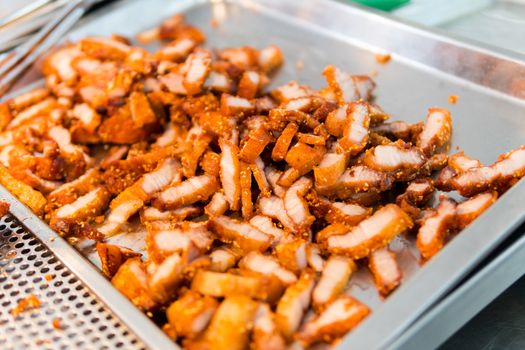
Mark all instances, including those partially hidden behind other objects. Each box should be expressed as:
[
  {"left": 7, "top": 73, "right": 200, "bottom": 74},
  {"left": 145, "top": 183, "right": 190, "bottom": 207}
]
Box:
[
  {"left": 335, "top": 165, "right": 392, "bottom": 194},
  {"left": 396, "top": 178, "right": 434, "bottom": 217},
  {"left": 240, "top": 251, "right": 297, "bottom": 285},
  {"left": 322, "top": 66, "right": 359, "bottom": 104},
  {"left": 166, "top": 290, "right": 218, "bottom": 339},
  {"left": 146, "top": 223, "right": 213, "bottom": 263},
  {"left": 314, "top": 152, "right": 348, "bottom": 188},
  {"left": 284, "top": 177, "right": 314, "bottom": 232},
  {"left": 147, "top": 252, "right": 189, "bottom": 304},
  {"left": 368, "top": 247, "right": 402, "bottom": 296},
  {"left": 204, "top": 192, "right": 229, "bottom": 217},
  {"left": 275, "top": 269, "right": 316, "bottom": 340},
  {"left": 327, "top": 204, "right": 413, "bottom": 259},
  {"left": 285, "top": 142, "right": 325, "bottom": 176},
  {"left": 259, "top": 195, "right": 296, "bottom": 232},
  {"left": 296, "top": 295, "right": 370, "bottom": 346},
  {"left": 312, "top": 255, "right": 355, "bottom": 309},
  {"left": 0, "top": 164, "right": 46, "bottom": 215},
  {"left": 239, "top": 127, "right": 272, "bottom": 163},
  {"left": 239, "top": 162, "right": 253, "bottom": 218},
  {"left": 275, "top": 239, "right": 308, "bottom": 274},
  {"left": 451, "top": 146, "right": 525, "bottom": 197},
  {"left": 154, "top": 174, "right": 218, "bottom": 210},
  {"left": 363, "top": 141, "right": 427, "bottom": 181},
  {"left": 112, "top": 258, "right": 156, "bottom": 311},
  {"left": 249, "top": 215, "right": 287, "bottom": 245},
  {"left": 186, "top": 295, "right": 258, "bottom": 350},
  {"left": 456, "top": 192, "right": 497, "bottom": 230},
  {"left": 51, "top": 186, "right": 110, "bottom": 227},
  {"left": 435, "top": 152, "right": 481, "bottom": 191},
  {"left": 209, "top": 246, "right": 242, "bottom": 272},
  {"left": 140, "top": 206, "right": 201, "bottom": 223},
  {"left": 306, "top": 244, "right": 325, "bottom": 272},
  {"left": 417, "top": 108, "right": 452, "bottom": 156},
  {"left": 259, "top": 45, "right": 284, "bottom": 74},
  {"left": 340, "top": 101, "right": 370, "bottom": 155},
  {"left": 272, "top": 122, "right": 299, "bottom": 161},
  {"left": 96, "top": 242, "right": 141, "bottom": 278},
  {"left": 416, "top": 197, "right": 457, "bottom": 259},
  {"left": 325, "top": 201, "right": 372, "bottom": 226},
  {"left": 219, "top": 139, "right": 241, "bottom": 211},
  {"left": 252, "top": 303, "right": 286, "bottom": 350},
  {"left": 208, "top": 215, "right": 271, "bottom": 252},
  {"left": 191, "top": 270, "right": 283, "bottom": 302},
  {"left": 251, "top": 157, "right": 271, "bottom": 196}
]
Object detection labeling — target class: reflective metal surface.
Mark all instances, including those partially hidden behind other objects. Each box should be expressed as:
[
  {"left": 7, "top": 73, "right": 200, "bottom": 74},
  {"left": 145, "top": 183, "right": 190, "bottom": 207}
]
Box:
[{"left": 2, "top": 0, "right": 525, "bottom": 349}]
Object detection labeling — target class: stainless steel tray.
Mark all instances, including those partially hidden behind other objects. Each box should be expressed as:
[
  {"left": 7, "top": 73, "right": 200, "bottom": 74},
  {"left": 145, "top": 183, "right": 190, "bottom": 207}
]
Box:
[{"left": 3, "top": 0, "right": 525, "bottom": 349}]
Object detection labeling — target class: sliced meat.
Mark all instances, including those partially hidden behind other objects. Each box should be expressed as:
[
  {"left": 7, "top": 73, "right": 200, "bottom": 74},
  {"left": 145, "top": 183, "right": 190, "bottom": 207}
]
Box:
[
  {"left": 240, "top": 251, "right": 297, "bottom": 285},
  {"left": 456, "top": 191, "right": 497, "bottom": 230},
  {"left": 327, "top": 204, "right": 413, "bottom": 259},
  {"left": 368, "top": 247, "right": 402, "bottom": 296},
  {"left": 154, "top": 174, "right": 218, "bottom": 210},
  {"left": 417, "top": 108, "right": 452, "bottom": 156},
  {"left": 312, "top": 255, "right": 355, "bottom": 309},
  {"left": 208, "top": 215, "right": 271, "bottom": 253}
]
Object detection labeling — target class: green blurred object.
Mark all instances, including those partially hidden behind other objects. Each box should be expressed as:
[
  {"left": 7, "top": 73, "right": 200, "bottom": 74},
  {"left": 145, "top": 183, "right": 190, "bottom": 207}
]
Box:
[{"left": 350, "top": 0, "right": 410, "bottom": 11}]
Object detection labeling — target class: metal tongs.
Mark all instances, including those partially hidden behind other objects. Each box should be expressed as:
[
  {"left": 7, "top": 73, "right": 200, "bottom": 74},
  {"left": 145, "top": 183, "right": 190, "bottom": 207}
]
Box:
[{"left": 0, "top": 0, "right": 98, "bottom": 98}]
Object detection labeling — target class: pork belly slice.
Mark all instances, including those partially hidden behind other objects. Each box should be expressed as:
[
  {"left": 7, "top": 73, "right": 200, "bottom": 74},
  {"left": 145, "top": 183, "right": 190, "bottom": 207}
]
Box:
[
  {"left": 327, "top": 204, "right": 413, "bottom": 259},
  {"left": 0, "top": 165, "right": 47, "bottom": 216},
  {"left": 186, "top": 296, "right": 258, "bottom": 350},
  {"left": 220, "top": 94, "right": 254, "bottom": 117},
  {"left": 275, "top": 239, "right": 308, "bottom": 274},
  {"left": 271, "top": 81, "right": 313, "bottom": 103},
  {"left": 284, "top": 177, "right": 314, "bottom": 231},
  {"left": 337, "top": 165, "right": 392, "bottom": 193},
  {"left": 51, "top": 186, "right": 110, "bottom": 225},
  {"left": 209, "top": 246, "right": 242, "bottom": 272},
  {"left": 320, "top": 198, "right": 373, "bottom": 226},
  {"left": 452, "top": 145, "right": 525, "bottom": 197},
  {"left": 72, "top": 103, "right": 101, "bottom": 132},
  {"left": 182, "top": 48, "right": 212, "bottom": 95},
  {"left": 154, "top": 174, "right": 218, "bottom": 210},
  {"left": 7, "top": 97, "right": 56, "bottom": 129},
  {"left": 240, "top": 161, "right": 253, "bottom": 219},
  {"left": 237, "top": 70, "right": 263, "bottom": 99},
  {"left": 340, "top": 101, "right": 370, "bottom": 155},
  {"left": 166, "top": 290, "right": 218, "bottom": 339},
  {"left": 146, "top": 222, "right": 213, "bottom": 262},
  {"left": 363, "top": 141, "right": 427, "bottom": 181},
  {"left": 251, "top": 157, "right": 271, "bottom": 196},
  {"left": 435, "top": 151, "right": 481, "bottom": 191},
  {"left": 275, "top": 269, "right": 316, "bottom": 340},
  {"left": 316, "top": 223, "right": 351, "bottom": 245},
  {"left": 154, "top": 38, "right": 197, "bottom": 61},
  {"left": 239, "top": 127, "right": 272, "bottom": 163},
  {"left": 98, "top": 199, "right": 144, "bottom": 237},
  {"left": 272, "top": 122, "right": 299, "bottom": 162},
  {"left": 417, "top": 108, "right": 452, "bottom": 157},
  {"left": 259, "top": 45, "right": 284, "bottom": 74},
  {"left": 396, "top": 178, "right": 435, "bottom": 217},
  {"left": 285, "top": 142, "right": 326, "bottom": 175},
  {"left": 325, "top": 104, "right": 347, "bottom": 137},
  {"left": 208, "top": 215, "right": 271, "bottom": 253},
  {"left": 296, "top": 295, "right": 370, "bottom": 346},
  {"left": 252, "top": 303, "right": 287, "bottom": 350},
  {"left": 456, "top": 192, "right": 497, "bottom": 230},
  {"left": 147, "top": 252, "right": 188, "bottom": 305},
  {"left": 265, "top": 166, "right": 287, "bottom": 197},
  {"left": 140, "top": 206, "right": 201, "bottom": 223},
  {"left": 129, "top": 91, "right": 157, "bottom": 128},
  {"left": 191, "top": 270, "right": 283, "bottom": 302},
  {"left": 181, "top": 125, "right": 212, "bottom": 178},
  {"left": 219, "top": 138, "right": 241, "bottom": 211},
  {"left": 372, "top": 120, "right": 413, "bottom": 142},
  {"left": 111, "top": 258, "right": 156, "bottom": 311},
  {"left": 322, "top": 65, "right": 359, "bottom": 104},
  {"left": 259, "top": 195, "right": 296, "bottom": 232},
  {"left": 314, "top": 152, "right": 348, "bottom": 188},
  {"left": 306, "top": 244, "right": 325, "bottom": 272},
  {"left": 416, "top": 197, "right": 457, "bottom": 259},
  {"left": 312, "top": 255, "right": 355, "bottom": 309},
  {"left": 80, "top": 37, "right": 131, "bottom": 60},
  {"left": 249, "top": 215, "right": 287, "bottom": 246},
  {"left": 96, "top": 242, "right": 141, "bottom": 278},
  {"left": 368, "top": 247, "right": 402, "bottom": 296},
  {"left": 240, "top": 251, "right": 298, "bottom": 285},
  {"left": 204, "top": 192, "right": 229, "bottom": 217}
]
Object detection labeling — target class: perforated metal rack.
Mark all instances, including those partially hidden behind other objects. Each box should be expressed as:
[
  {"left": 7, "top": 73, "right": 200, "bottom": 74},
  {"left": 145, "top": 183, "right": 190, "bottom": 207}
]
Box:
[
  {"left": 0, "top": 186, "right": 178, "bottom": 350},
  {"left": 0, "top": 215, "right": 144, "bottom": 350}
]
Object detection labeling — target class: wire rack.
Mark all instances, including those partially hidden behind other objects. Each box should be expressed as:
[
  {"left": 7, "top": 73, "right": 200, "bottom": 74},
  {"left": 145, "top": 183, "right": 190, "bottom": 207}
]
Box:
[{"left": 0, "top": 214, "right": 146, "bottom": 350}]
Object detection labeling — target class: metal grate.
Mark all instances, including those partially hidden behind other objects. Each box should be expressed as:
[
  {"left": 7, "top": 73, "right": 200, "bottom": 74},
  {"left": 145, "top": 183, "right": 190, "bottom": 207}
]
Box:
[{"left": 0, "top": 214, "right": 146, "bottom": 350}]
